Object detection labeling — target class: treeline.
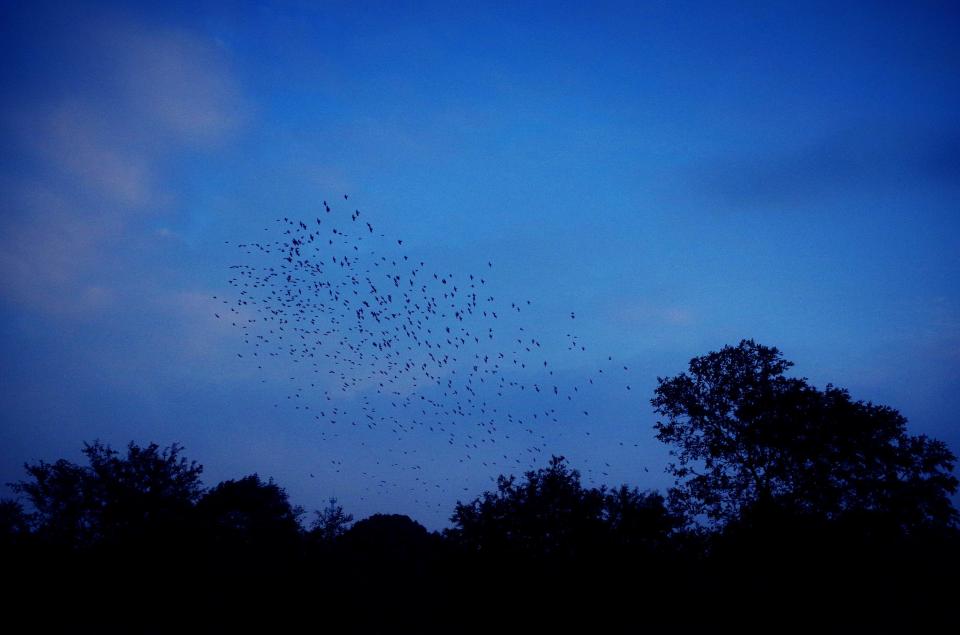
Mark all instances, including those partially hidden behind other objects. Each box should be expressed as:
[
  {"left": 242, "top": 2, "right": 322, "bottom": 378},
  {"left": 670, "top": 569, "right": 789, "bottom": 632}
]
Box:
[
  {"left": 2, "top": 443, "right": 956, "bottom": 632},
  {"left": 3, "top": 341, "right": 958, "bottom": 632}
]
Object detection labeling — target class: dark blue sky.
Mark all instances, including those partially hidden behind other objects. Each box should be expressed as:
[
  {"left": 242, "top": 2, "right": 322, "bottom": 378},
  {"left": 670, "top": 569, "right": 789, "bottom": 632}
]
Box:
[{"left": 2, "top": 1, "right": 958, "bottom": 528}]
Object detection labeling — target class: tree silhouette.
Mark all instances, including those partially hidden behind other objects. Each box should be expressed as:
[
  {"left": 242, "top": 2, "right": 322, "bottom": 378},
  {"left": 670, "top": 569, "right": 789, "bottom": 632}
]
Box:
[
  {"left": 0, "top": 499, "right": 31, "bottom": 549},
  {"left": 5, "top": 442, "right": 207, "bottom": 633},
  {"left": 652, "top": 339, "right": 958, "bottom": 530},
  {"left": 604, "top": 485, "right": 681, "bottom": 555},
  {"left": 9, "top": 440, "right": 203, "bottom": 548},
  {"left": 196, "top": 474, "right": 304, "bottom": 549},
  {"left": 448, "top": 456, "right": 606, "bottom": 559},
  {"left": 193, "top": 472, "right": 306, "bottom": 630},
  {"left": 3, "top": 435, "right": 955, "bottom": 629},
  {"left": 310, "top": 496, "right": 353, "bottom": 543},
  {"left": 448, "top": 456, "right": 678, "bottom": 560},
  {"left": 342, "top": 513, "right": 436, "bottom": 559}
]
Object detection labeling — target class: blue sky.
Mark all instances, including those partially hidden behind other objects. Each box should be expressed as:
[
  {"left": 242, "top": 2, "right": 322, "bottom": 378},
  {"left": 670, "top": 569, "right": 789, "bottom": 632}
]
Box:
[{"left": 2, "top": 1, "right": 958, "bottom": 528}]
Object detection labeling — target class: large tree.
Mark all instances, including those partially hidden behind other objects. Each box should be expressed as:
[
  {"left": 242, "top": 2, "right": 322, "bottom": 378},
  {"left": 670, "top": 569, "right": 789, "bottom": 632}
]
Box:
[
  {"left": 196, "top": 474, "right": 304, "bottom": 549},
  {"left": 652, "top": 340, "right": 958, "bottom": 530},
  {"left": 10, "top": 440, "right": 204, "bottom": 547}
]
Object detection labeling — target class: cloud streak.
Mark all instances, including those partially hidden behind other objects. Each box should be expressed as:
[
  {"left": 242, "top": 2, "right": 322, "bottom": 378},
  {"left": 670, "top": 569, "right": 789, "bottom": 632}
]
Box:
[
  {"left": 106, "top": 18, "right": 245, "bottom": 143},
  {"left": 0, "top": 10, "right": 245, "bottom": 314},
  {"left": 692, "top": 125, "right": 960, "bottom": 211}
]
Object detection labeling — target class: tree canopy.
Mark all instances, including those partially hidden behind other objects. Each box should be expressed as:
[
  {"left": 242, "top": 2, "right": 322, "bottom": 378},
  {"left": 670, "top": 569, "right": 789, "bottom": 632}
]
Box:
[
  {"left": 2, "top": 431, "right": 957, "bottom": 629},
  {"left": 652, "top": 339, "right": 958, "bottom": 531},
  {"left": 10, "top": 441, "right": 204, "bottom": 547},
  {"left": 196, "top": 474, "right": 304, "bottom": 549},
  {"left": 448, "top": 455, "right": 679, "bottom": 559}
]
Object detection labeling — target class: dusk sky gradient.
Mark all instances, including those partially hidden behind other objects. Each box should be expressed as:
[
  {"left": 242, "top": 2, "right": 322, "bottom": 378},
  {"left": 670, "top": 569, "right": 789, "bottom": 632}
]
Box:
[{"left": 2, "top": 1, "right": 958, "bottom": 528}]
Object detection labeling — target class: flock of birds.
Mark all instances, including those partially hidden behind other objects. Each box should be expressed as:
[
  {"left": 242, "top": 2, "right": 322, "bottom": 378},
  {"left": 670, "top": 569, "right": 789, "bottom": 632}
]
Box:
[{"left": 218, "top": 196, "right": 648, "bottom": 520}]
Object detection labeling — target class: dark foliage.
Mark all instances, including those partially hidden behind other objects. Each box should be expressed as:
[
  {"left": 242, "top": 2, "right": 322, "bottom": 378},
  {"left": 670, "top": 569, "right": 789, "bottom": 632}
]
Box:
[
  {"left": 196, "top": 473, "right": 303, "bottom": 549},
  {"left": 0, "top": 498, "right": 30, "bottom": 548},
  {"left": 4, "top": 340, "right": 958, "bottom": 631},
  {"left": 653, "top": 339, "right": 958, "bottom": 531},
  {"left": 343, "top": 513, "right": 434, "bottom": 556},
  {"left": 309, "top": 496, "right": 353, "bottom": 543},
  {"left": 447, "top": 455, "right": 679, "bottom": 562},
  {"left": 9, "top": 440, "right": 203, "bottom": 549}
]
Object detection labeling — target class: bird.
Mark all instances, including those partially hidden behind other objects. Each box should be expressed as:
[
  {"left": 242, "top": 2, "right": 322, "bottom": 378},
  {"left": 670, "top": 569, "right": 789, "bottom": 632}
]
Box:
[{"left": 221, "top": 193, "right": 646, "bottom": 519}]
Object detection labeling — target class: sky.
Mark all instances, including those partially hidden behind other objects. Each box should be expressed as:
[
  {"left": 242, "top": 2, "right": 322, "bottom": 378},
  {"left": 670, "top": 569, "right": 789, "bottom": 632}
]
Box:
[{"left": 1, "top": 0, "right": 958, "bottom": 529}]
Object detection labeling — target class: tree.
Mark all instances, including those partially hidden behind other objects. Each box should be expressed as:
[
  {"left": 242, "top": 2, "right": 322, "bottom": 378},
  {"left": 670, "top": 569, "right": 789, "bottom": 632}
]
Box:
[
  {"left": 9, "top": 440, "right": 204, "bottom": 548},
  {"left": 448, "top": 456, "right": 607, "bottom": 559},
  {"left": 310, "top": 497, "right": 353, "bottom": 543},
  {"left": 196, "top": 474, "right": 304, "bottom": 549},
  {"left": 604, "top": 485, "right": 681, "bottom": 554},
  {"left": 0, "top": 499, "right": 31, "bottom": 549},
  {"left": 448, "top": 456, "right": 678, "bottom": 560},
  {"left": 652, "top": 340, "right": 958, "bottom": 531},
  {"left": 342, "top": 513, "right": 435, "bottom": 559}
]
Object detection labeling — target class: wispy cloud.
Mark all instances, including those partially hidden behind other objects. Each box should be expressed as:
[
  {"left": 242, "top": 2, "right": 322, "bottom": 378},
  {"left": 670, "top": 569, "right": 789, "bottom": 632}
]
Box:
[
  {"left": 106, "top": 18, "right": 245, "bottom": 143},
  {"left": 18, "top": 104, "right": 154, "bottom": 207},
  {"left": 0, "top": 11, "right": 246, "bottom": 313},
  {"left": 691, "top": 125, "right": 960, "bottom": 211},
  {"left": 0, "top": 179, "right": 115, "bottom": 315}
]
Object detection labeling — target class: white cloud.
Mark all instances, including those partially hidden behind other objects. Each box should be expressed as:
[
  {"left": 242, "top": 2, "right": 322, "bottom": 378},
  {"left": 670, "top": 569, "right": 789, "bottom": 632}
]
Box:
[
  {"left": 107, "top": 20, "right": 246, "bottom": 143},
  {"left": 25, "top": 104, "right": 154, "bottom": 207},
  {"left": 0, "top": 179, "right": 115, "bottom": 314}
]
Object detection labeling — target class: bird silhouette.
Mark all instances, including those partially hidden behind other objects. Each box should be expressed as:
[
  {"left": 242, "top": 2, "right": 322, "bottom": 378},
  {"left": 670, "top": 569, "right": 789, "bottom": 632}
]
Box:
[{"left": 220, "top": 194, "right": 648, "bottom": 520}]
